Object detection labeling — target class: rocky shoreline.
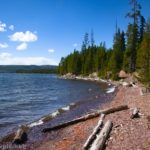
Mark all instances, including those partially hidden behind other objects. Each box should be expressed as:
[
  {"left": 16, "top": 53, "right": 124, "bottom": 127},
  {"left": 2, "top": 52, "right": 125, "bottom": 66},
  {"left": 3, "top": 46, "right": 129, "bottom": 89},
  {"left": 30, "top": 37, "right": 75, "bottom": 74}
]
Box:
[
  {"left": 31, "top": 82, "right": 150, "bottom": 150},
  {"left": 0, "top": 74, "right": 150, "bottom": 150},
  {"left": 0, "top": 75, "right": 116, "bottom": 148}
]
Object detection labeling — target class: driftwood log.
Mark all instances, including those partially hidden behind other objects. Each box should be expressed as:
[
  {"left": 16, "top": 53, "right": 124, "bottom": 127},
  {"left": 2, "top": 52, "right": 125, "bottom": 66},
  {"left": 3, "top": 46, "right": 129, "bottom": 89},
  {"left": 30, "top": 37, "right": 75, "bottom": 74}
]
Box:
[
  {"left": 100, "top": 105, "right": 128, "bottom": 115},
  {"left": 42, "top": 105, "right": 128, "bottom": 132},
  {"left": 83, "top": 114, "right": 105, "bottom": 149},
  {"left": 89, "top": 120, "right": 113, "bottom": 150},
  {"left": 12, "top": 125, "right": 28, "bottom": 144},
  {"left": 130, "top": 107, "right": 139, "bottom": 119}
]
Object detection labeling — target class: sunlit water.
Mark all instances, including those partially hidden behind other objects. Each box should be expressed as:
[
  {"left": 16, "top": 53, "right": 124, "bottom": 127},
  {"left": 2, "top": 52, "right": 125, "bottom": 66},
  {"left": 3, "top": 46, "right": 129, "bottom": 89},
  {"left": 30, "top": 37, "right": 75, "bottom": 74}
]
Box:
[{"left": 0, "top": 73, "right": 112, "bottom": 138}]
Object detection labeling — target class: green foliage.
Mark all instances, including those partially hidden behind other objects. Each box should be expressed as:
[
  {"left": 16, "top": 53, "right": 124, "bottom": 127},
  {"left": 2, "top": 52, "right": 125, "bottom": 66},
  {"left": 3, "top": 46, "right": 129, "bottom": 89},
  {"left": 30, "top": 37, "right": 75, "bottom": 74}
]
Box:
[
  {"left": 126, "top": 0, "right": 141, "bottom": 24},
  {"left": 136, "top": 19, "right": 150, "bottom": 87},
  {"left": 109, "top": 29, "right": 125, "bottom": 75},
  {"left": 139, "top": 16, "right": 146, "bottom": 43},
  {"left": 58, "top": 0, "right": 150, "bottom": 86},
  {"left": 58, "top": 36, "right": 107, "bottom": 76},
  {"left": 124, "top": 0, "right": 141, "bottom": 72},
  {"left": 124, "top": 23, "right": 139, "bottom": 72}
]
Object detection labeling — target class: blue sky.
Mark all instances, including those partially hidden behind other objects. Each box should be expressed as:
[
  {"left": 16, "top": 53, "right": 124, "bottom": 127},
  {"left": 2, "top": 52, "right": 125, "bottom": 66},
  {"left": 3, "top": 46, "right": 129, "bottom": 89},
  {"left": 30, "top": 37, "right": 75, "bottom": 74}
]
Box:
[{"left": 0, "top": 0, "right": 150, "bottom": 65}]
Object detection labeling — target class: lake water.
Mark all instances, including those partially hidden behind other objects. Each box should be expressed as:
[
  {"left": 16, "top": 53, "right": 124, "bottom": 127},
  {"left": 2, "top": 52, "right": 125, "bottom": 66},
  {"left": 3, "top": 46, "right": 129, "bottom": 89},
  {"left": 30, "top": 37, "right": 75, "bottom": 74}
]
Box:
[{"left": 0, "top": 73, "right": 114, "bottom": 138}]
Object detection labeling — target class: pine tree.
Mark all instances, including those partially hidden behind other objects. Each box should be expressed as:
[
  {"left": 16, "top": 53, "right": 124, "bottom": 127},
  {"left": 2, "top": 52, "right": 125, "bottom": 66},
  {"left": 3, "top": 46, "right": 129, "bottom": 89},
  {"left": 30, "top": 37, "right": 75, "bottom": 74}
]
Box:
[
  {"left": 137, "top": 19, "right": 150, "bottom": 86},
  {"left": 121, "top": 31, "right": 126, "bottom": 52},
  {"left": 81, "top": 32, "right": 89, "bottom": 74},
  {"left": 94, "top": 43, "right": 106, "bottom": 73},
  {"left": 90, "top": 29, "right": 95, "bottom": 47},
  {"left": 124, "top": 23, "right": 139, "bottom": 72},
  {"left": 81, "top": 32, "right": 89, "bottom": 50},
  {"left": 126, "top": 0, "right": 141, "bottom": 25},
  {"left": 139, "top": 15, "right": 146, "bottom": 43},
  {"left": 124, "top": 0, "right": 141, "bottom": 72},
  {"left": 109, "top": 29, "right": 125, "bottom": 79}
]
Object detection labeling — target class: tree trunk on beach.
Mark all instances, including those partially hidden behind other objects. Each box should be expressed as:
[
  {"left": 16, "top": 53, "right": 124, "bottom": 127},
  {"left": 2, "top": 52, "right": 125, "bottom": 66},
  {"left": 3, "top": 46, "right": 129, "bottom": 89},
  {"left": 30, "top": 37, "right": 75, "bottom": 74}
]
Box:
[
  {"left": 42, "top": 105, "right": 128, "bottom": 132},
  {"left": 89, "top": 120, "right": 113, "bottom": 150},
  {"left": 83, "top": 114, "right": 105, "bottom": 149},
  {"left": 100, "top": 105, "right": 128, "bottom": 115}
]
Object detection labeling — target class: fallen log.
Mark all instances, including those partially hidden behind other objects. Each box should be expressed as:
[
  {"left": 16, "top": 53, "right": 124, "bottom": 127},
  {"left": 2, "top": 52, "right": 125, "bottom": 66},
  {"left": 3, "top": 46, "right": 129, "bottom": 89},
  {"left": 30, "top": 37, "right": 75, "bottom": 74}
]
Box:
[
  {"left": 42, "top": 105, "right": 128, "bottom": 132},
  {"left": 130, "top": 107, "right": 139, "bottom": 119},
  {"left": 100, "top": 105, "right": 128, "bottom": 115},
  {"left": 42, "top": 112, "right": 101, "bottom": 132},
  {"left": 89, "top": 120, "right": 113, "bottom": 150},
  {"left": 12, "top": 125, "right": 28, "bottom": 144},
  {"left": 83, "top": 114, "right": 105, "bottom": 149}
]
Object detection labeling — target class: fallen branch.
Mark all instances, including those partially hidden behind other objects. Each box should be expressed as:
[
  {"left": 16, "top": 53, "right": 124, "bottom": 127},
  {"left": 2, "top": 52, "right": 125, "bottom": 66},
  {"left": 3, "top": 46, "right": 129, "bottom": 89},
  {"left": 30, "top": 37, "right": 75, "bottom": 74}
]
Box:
[
  {"left": 130, "top": 107, "right": 139, "bottom": 119},
  {"left": 89, "top": 120, "right": 113, "bottom": 150},
  {"left": 12, "top": 125, "right": 28, "bottom": 144},
  {"left": 100, "top": 105, "right": 128, "bottom": 115},
  {"left": 42, "top": 105, "right": 128, "bottom": 132},
  {"left": 42, "top": 112, "right": 101, "bottom": 132},
  {"left": 83, "top": 114, "right": 105, "bottom": 149}
]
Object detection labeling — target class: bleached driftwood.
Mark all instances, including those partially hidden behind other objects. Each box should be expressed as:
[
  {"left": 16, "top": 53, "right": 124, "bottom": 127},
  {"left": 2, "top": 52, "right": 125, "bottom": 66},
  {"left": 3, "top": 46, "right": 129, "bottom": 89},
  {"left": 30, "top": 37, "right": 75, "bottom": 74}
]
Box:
[
  {"left": 130, "top": 107, "right": 139, "bottom": 119},
  {"left": 42, "top": 112, "right": 101, "bottom": 132},
  {"left": 12, "top": 125, "right": 28, "bottom": 144},
  {"left": 42, "top": 105, "right": 128, "bottom": 132},
  {"left": 89, "top": 120, "right": 113, "bottom": 150},
  {"left": 83, "top": 114, "right": 105, "bottom": 149}
]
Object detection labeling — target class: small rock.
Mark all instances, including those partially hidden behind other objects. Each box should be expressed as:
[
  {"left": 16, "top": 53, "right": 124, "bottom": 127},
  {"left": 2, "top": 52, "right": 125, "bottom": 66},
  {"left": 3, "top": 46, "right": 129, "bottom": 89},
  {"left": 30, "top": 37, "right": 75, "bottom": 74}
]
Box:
[{"left": 109, "top": 137, "right": 113, "bottom": 140}]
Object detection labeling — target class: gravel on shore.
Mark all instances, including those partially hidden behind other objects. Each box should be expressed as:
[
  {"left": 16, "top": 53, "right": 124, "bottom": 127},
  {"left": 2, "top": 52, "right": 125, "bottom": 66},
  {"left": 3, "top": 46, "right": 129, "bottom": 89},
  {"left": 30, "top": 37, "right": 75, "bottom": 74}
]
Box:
[
  {"left": 24, "top": 84, "right": 150, "bottom": 150},
  {"left": 1, "top": 82, "right": 150, "bottom": 150}
]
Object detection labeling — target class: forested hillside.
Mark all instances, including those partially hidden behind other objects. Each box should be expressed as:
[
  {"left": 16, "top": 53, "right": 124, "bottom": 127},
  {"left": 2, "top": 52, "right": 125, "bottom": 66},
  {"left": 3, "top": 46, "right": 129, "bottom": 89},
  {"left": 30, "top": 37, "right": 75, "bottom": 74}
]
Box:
[
  {"left": 0, "top": 65, "right": 57, "bottom": 73},
  {"left": 58, "top": 0, "right": 150, "bottom": 87}
]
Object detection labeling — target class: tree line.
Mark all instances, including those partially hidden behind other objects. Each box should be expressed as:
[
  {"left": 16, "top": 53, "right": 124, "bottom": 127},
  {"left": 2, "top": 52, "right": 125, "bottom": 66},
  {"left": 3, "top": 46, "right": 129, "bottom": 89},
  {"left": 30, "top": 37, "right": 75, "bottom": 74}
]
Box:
[
  {"left": 58, "top": 0, "right": 150, "bottom": 87},
  {"left": 16, "top": 68, "right": 57, "bottom": 74}
]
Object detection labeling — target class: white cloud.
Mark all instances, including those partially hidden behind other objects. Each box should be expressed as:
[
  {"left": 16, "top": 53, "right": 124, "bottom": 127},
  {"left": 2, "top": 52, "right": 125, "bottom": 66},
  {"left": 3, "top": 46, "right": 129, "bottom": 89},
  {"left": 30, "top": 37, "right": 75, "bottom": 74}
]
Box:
[
  {"left": 0, "top": 52, "right": 58, "bottom": 65},
  {"left": 48, "top": 49, "right": 55, "bottom": 53},
  {"left": 0, "top": 43, "right": 8, "bottom": 48},
  {"left": 16, "top": 42, "right": 28, "bottom": 50},
  {"left": 0, "top": 52, "right": 12, "bottom": 58},
  {"left": 9, "top": 31, "right": 38, "bottom": 42},
  {"left": 73, "top": 43, "right": 78, "bottom": 47},
  {"left": 0, "top": 21, "right": 6, "bottom": 32},
  {"left": 9, "top": 25, "right": 14, "bottom": 31}
]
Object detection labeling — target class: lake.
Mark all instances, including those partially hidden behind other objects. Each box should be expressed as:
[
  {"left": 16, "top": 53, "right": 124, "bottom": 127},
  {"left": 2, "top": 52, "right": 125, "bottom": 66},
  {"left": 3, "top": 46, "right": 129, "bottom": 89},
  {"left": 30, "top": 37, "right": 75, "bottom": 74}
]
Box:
[{"left": 0, "top": 73, "right": 114, "bottom": 138}]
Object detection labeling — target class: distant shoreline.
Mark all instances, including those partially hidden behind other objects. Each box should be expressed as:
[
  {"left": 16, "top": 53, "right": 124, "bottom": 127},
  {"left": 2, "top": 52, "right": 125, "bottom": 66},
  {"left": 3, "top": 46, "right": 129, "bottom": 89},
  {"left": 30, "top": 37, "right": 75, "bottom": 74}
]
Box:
[{"left": 0, "top": 65, "right": 58, "bottom": 74}]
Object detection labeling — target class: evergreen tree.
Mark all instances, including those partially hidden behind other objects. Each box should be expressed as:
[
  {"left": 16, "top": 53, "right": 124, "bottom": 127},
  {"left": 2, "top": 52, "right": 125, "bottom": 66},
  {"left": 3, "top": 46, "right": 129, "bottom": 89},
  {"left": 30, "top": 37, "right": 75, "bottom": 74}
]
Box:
[
  {"left": 90, "top": 29, "right": 95, "bottom": 47},
  {"left": 126, "top": 0, "right": 141, "bottom": 25},
  {"left": 121, "top": 31, "right": 126, "bottom": 52},
  {"left": 58, "top": 57, "right": 65, "bottom": 74},
  {"left": 82, "top": 32, "right": 89, "bottom": 50},
  {"left": 139, "top": 15, "right": 146, "bottom": 43},
  {"left": 137, "top": 19, "right": 150, "bottom": 86},
  {"left": 58, "top": 0, "right": 149, "bottom": 84},
  {"left": 109, "top": 29, "right": 125, "bottom": 79},
  {"left": 94, "top": 43, "right": 106, "bottom": 73},
  {"left": 124, "top": 0, "right": 141, "bottom": 72},
  {"left": 81, "top": 32, "right": 89, "bottom": 74},
  {"left": 124, "top": 23, "right": 139, "bottom": 72}
]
